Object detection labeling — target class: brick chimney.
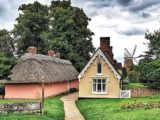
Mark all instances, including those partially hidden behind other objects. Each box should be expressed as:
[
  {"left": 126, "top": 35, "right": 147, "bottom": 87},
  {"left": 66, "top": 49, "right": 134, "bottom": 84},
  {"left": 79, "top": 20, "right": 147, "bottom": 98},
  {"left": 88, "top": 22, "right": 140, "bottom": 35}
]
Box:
[
  {"left": 100, "top": 37, "right": 114, "bottom": 61},
  {"left": 27, "top": 46, "right": 37, "bottom": 54},
  {"left": 48, "top": 50, "right": 55, "bottom": 57}
]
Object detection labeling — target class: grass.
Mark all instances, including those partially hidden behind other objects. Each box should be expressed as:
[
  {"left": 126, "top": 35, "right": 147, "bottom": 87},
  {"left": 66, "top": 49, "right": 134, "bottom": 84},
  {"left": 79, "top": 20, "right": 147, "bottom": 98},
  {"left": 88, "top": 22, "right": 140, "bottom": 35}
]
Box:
[
  {"left": 126, "top": 83, "right": 148, "bottom": 89},
  {"left": 0, "top": 96, "right": 64, "bottom": 120},
  {"left": 76, "top": 95, "right": 160, "bottom": 120}
]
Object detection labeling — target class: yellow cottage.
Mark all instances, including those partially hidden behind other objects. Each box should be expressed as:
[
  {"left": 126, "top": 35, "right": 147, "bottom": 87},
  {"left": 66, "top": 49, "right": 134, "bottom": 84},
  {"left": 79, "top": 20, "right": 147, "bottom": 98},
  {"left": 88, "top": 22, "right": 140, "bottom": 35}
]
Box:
[{"left": 78, "top": 37, "right": 122, "bottom": 98}]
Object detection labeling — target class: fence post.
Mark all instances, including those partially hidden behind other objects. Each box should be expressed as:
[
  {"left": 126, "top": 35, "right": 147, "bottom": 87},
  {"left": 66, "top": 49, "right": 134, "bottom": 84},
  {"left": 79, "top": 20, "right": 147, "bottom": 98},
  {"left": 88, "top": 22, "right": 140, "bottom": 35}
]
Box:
[{"left": 41, "top": 82, "right": 44, "bottom": 115}]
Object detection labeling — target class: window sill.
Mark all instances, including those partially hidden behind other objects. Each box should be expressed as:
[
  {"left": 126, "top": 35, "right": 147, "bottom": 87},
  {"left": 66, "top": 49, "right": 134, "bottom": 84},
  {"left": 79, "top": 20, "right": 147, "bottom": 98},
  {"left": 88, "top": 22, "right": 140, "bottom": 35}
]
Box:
[
  {"left": 92, "top": 92, "right": 107, "bottom": 95},
  {"left": 96, "top": 73, "right": 103, "bottom": 76}
]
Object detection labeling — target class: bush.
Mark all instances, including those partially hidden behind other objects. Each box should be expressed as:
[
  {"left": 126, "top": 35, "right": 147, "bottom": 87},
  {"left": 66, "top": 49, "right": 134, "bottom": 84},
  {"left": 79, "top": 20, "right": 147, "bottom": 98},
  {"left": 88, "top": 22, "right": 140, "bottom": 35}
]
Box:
[
  {"left": 136, "top": 59, "right": 160, "bottom": 88},
  {"left": 123, "top": 78, "right": 129, "bottom": 84},
  {"left": 0, "top": 86, "right": 5, "bottom": 95},
  {"left": 121, "top": 101, "right": 160, "bottom": 110},
  {"left": 128, "top": 71, "right": 139, "bottom": 83},
  {"left": 69, "top": 88, "right": 77, "bottom": 93}
]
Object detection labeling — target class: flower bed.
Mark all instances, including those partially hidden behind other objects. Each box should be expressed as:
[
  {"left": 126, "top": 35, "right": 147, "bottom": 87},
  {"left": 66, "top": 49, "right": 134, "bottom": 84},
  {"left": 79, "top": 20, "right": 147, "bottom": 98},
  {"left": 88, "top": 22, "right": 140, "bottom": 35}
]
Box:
[{"left": 121, "top": 101, "right": 160, "bottom": 110}]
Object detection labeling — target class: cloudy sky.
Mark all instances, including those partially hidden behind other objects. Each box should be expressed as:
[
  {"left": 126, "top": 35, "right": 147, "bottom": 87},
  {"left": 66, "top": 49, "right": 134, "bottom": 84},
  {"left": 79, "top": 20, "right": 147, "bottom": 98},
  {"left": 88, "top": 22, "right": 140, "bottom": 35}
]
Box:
[{"left": 0, "top": 0, "right": 160, "bottom": 63}]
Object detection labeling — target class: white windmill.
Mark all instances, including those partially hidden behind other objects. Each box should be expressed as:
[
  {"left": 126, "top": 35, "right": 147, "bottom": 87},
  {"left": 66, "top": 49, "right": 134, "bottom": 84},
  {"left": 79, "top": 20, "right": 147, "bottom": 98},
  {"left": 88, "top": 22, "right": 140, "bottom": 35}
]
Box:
[{"left": 124, "top": 45, "right": 138, "bottom": 69}]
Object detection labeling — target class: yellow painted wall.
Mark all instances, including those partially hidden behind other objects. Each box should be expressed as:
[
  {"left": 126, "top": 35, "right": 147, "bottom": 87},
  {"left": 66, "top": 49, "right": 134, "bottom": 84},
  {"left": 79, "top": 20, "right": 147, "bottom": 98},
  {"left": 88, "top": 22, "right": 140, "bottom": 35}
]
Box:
[{"left": 79, "top": 56, "right": 120, "bottom": 98}]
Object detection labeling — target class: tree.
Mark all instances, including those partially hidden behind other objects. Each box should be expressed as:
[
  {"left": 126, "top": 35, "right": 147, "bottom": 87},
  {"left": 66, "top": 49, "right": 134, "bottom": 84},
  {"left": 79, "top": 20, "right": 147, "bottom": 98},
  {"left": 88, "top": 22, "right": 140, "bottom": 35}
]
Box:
[
  {"left": 0, "top": 29, "right": 15, "bottom": 55},
  {"left": 145, "top": 29, "right": 160, "bottom": 59},
  {"left": 136, "top": 59, "right": 160, "bottom": 88},
  {"left": 48, "top": 1, "right": 95, "bottom": 71},
  {"left": 13, "top": 1, "right": 49, "bottom": 55},
  {"left": 0, "top": 53, "right": 16, "bottom": 79}
]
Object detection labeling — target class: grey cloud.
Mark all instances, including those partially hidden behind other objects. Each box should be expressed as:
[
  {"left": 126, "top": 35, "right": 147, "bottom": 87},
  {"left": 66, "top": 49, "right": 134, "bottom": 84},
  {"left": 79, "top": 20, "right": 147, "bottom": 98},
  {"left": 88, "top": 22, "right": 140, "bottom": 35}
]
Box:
[
  {"left": 73, "top": 0, "right": 160, "bottom": 17},
  {"left": 72, "top": 0, "right": 115, "bottom": 17},
  {"left": 141, "top": 12, "right": 150, "bottom": 18},
  {"left": 129, "top": 0, "right": 160, "bottom": 12},
  {"left": 0, "top": 2, "right": 8, "bottom": 17},
  {"left": 117, "top": 0, "right": 133, "bottom": 6},
  {"left": 117, "top": 28, "right": 147, "bottom": 36}
]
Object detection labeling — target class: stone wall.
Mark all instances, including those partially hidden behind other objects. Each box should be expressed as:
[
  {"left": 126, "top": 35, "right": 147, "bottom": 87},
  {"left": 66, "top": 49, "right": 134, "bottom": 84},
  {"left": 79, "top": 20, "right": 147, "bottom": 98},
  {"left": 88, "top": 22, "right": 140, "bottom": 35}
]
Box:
[
  {"left": 131, "top": 88, "right": 160, "bottom": 97},
  {"left": 0, "top": 102, "right": 41, "bottom": 114}
]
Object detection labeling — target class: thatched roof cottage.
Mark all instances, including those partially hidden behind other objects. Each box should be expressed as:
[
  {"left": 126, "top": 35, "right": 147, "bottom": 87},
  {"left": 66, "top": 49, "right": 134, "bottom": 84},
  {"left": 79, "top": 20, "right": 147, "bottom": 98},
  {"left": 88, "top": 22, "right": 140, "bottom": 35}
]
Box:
[{"left": 5, "top": 47, "right": 79, "bottom": 99}]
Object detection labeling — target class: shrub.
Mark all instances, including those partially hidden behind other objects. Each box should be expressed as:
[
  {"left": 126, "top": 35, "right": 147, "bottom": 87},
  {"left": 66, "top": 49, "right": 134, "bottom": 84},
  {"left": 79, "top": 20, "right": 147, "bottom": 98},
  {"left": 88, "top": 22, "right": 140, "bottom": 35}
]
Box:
[
  {"left": 121, "top": 101, "right": 160, "bottom": 111},
  {"left": 69, "top": 88, "right": 77, "bottom": 93},
  {"left": 128, "top": 71, "right": 139, "bottom": 83},
  {"left": 136, "top": 59, "right": 160, "bottom": 88}
]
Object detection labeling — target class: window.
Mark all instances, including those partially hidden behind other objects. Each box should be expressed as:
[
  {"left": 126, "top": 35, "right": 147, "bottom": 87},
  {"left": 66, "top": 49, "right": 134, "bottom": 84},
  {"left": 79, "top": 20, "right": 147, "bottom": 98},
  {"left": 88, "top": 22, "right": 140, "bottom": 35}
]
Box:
[
  {"left": 97, "top": 62, "right": 102, "bottom": 74},
  {"left": 92, "top": 79, "right": 106, "bottom": 93}
]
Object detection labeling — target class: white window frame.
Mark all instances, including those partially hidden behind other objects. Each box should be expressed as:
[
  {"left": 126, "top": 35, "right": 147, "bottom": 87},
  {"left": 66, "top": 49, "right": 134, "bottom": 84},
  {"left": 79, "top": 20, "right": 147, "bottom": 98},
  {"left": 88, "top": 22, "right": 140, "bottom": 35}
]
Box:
[{"left": 91, "top": 77, "right": 109, "bottom": 94}]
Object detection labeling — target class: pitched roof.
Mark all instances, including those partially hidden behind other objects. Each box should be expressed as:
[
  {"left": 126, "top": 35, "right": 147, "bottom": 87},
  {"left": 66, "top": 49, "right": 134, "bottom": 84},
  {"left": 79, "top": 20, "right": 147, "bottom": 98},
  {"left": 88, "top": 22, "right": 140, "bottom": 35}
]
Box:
[
  {"left": 9, "top": 53, "right": 79, "bottom": 83},
  {"left": 78, "top": 48, "right": 121, "bottom": 80}
]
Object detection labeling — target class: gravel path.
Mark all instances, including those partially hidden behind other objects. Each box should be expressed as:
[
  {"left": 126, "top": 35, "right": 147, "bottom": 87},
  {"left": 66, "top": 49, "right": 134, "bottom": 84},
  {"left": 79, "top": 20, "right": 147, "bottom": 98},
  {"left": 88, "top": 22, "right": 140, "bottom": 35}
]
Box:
[{"left": 61, "top": 92, "right": 85, "bottom": 120}]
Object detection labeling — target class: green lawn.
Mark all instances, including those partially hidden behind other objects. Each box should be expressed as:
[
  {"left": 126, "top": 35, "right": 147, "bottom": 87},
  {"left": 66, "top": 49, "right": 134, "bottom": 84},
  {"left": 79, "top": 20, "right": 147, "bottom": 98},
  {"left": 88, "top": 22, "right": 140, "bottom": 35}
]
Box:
[
  {"left": 127, "top": 83, "right": 148, "bottom": 88},
  {"left": 0, "top": 96, "right": 64, "bottom": 120},
  {"left": 76, "top": 95, "right": 160, "bottom": 120}
]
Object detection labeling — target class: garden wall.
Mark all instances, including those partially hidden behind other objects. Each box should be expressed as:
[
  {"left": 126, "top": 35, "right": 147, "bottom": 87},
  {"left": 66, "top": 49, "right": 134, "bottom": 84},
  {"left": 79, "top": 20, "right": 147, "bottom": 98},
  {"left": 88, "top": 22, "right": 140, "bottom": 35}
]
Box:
[
  {"left": 0, "top": 102, "right": 41, "bottom": 114},
  {"left": 131, "top": 88, "right": 160, "bottom": 97}
]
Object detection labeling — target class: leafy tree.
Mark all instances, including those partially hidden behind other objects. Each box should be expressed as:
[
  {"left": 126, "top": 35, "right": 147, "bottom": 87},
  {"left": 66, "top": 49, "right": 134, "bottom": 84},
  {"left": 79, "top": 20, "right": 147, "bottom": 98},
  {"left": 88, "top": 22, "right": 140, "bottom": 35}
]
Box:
[
  {"left": 13, "top": 1, "right": 49, "bottom": 55},
  {"left": 0, "top": 53, "right": 16, "bottom": 79},
  {"left": 136, "top": 59, "right": 160, "bottom": 88},
  {"left": 0, "top": 29, "right": 15, "bottom": 55},
  {"left": 127, "top": 70, "right": 139, "bottom": 83},
  {"left": 145, "top": 29, "right": 160, "bottom": 59},
  {"left": 48, "top": 1, "right": 95, "bottom": 71}
]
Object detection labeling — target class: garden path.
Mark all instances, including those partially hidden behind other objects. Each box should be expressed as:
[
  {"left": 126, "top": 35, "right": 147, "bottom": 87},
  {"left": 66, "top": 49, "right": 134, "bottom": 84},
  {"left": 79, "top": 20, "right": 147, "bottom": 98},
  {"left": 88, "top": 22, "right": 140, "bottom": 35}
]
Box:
[{"left": 61, "top": 92, "right": 85, "bottom": 120}]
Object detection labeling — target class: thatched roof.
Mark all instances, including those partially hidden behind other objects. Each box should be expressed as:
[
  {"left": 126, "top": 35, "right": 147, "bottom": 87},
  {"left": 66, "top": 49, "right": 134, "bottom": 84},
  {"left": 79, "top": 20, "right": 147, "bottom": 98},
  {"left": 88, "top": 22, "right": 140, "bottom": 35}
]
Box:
[{"left": 9, "top": 53, "right": 79, "bottom": 83}]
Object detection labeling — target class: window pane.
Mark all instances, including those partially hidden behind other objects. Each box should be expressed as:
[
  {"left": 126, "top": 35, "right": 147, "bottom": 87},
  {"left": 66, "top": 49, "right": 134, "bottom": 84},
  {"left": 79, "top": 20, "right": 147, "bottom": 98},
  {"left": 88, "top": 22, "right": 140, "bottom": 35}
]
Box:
[
  {"left": 97, "top": 84, "right": 101, "bottom": 92},
  {"left": 102, "top": 79, "right": 106, "bottom": 83},
  {"left": 93, "top": 84, "right": 96, "bottom": 92},
  {"left": 98, "top": 79, "right": 101, "bottom": 83},
  {"left": 102, "top": 84, "right": 106, "bottom": 92},
  {"left": 97, "top": 62, "right": 101, "bottom": 73}
]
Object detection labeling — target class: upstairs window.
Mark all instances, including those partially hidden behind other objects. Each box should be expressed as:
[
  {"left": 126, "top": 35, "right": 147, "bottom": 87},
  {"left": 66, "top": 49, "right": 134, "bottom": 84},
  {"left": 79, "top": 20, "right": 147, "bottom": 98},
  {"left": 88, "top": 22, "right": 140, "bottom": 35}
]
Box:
[{"left": 97, "top": 62, "right": 102, "bottom": 74}]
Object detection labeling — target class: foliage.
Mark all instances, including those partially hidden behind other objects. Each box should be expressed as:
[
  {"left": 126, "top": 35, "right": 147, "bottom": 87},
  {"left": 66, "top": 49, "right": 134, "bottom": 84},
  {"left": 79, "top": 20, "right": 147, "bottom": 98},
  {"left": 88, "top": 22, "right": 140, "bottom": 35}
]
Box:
[
  {"left": 135, "top": 59, "right": 160, "bottom": 88},
  {"left": 48, "top": 1, "right": 95, "bottom": 71},
  {"left": 145, "top": 29, "right": 160, "bottom": 59},
  {"left": 69, "top": 88, "right": 77, "bottom": 93},
  {"left": 0, "top": 96, "right": 64, "bottom": 120},
  {"left": 121, "top": 101, "right": 160, "bottom": 110},
  {"left": 0, "top": 29, "right": 15, "bottom": 55},
  {"left": 13, "top": 1, "right": 95, "bottom": 71},
  {"left": 122, "top": 67, "right": 127, "bottom": 78},
  {"left": 123, "top": 78, "right": 129, "bottom": 84},
  {"left": 0, "top": 53, "right": 16, "bottom": 79},
  {"left": 127, "top": 70, "right": 139, "bottom": 83},
  {"left": 13, "top": 1, "right": 49, "bottom": 55},
  {"left": 77, "top": 95, "right": 160, "bottom": 120}
]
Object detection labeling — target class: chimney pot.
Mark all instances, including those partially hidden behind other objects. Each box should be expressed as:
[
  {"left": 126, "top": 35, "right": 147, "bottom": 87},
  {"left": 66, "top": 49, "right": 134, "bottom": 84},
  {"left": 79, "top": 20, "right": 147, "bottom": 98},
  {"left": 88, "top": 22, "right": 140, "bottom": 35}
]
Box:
[
  {"left": 55, "top": 52, "right": 60, "bottom": 58},
  {"left": 27, "top": 46, "right": 37, "bottom": 54},
  {"left": 48, "top": 50, "right": 55, "bottom": 57}
]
